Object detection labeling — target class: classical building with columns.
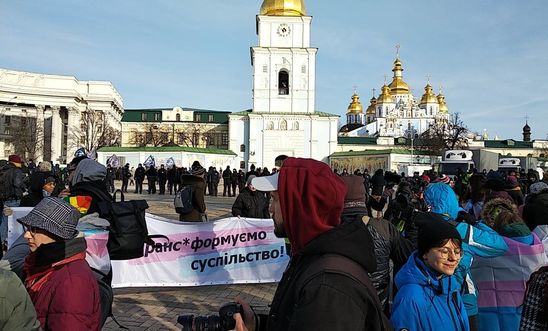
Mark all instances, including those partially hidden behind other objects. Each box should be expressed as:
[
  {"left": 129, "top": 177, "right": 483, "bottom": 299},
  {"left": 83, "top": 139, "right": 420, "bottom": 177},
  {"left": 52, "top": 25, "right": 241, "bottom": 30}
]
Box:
[{"left": 0, "top": 68, "right": 123, "bottom": 163}]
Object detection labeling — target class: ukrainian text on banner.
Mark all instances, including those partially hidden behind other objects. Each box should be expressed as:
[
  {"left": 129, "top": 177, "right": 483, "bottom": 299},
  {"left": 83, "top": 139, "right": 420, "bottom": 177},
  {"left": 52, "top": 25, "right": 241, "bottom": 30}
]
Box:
[{"left": 111, "top": 214, "right": 289, "bottom": 288}]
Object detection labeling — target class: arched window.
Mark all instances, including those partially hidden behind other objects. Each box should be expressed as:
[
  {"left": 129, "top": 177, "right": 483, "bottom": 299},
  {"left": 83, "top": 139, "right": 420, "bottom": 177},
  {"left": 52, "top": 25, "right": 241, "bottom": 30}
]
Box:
[
  {"left": 278, "top": 70, "right": 289, "bottom": 95},
  {"left": 176, "top": 113, "right": 181, "bottom": 121},
  {"left": 267, "top": 121, "right": 274, "bottom": 130},
  {"left": 280, "top": 119, "right": 287, "bottom": 130},
  {"left": 293, "top": 122, "right": 299, "bottom": 130}
]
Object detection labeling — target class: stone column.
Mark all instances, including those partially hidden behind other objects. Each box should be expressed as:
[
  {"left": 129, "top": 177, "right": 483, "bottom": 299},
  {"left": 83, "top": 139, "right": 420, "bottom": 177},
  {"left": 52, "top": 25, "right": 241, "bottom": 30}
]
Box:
[
  {"left": 50, "top": 106, "right": 62, "bottom": 164},
  {"left": 66, "top": 106, "right": 81, "bottom": 159},
  {"left": 35, "top": 105, "right": 45, "bottom": 162}
]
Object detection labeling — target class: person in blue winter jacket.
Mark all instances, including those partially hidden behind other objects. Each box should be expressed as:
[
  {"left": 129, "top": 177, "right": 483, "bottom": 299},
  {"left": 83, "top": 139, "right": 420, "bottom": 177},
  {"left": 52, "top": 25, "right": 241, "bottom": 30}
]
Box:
[
  {"left": 391, "top": 213, "right": 470, "bottom": 331},
  {"left": 423, "top": 183, "right": 508, "bottom": 331}
]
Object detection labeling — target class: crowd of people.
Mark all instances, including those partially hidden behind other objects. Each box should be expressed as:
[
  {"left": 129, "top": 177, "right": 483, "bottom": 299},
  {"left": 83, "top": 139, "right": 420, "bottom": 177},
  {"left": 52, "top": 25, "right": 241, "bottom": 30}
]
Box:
[{"left": 0, "top": 152, "right": 547, "bottom": 330}]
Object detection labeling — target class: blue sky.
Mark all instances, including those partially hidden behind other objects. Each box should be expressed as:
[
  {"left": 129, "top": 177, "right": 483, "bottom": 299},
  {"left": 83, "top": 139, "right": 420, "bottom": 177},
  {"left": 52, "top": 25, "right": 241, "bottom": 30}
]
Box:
[{"left": 1, "top": 0, "right": 547, "bottom": 140}]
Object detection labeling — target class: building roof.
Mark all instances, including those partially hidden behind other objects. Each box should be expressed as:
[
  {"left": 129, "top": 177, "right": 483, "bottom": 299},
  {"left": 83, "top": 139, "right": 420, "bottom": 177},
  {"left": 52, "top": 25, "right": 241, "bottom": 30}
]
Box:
[
  {"left": 483, "top": 139, "right": 534, "bottom": 149},
  {"left": 337, "top": 136, "right": 378, "bottom": 145},
  {"left": 230, "top": 110, "right": 339, "bottom": 117},
  {"left": 339, "top": 123, "right": 365, "bottom": 133},
  {"left": 122, "top": 107, "right": 231, "bottom": 124},
  {"left": 98, "top": 146, "right": 237, "bottom": 156},
  {"left": 331, "top": 148, "right": 438, "bottom": 157}
]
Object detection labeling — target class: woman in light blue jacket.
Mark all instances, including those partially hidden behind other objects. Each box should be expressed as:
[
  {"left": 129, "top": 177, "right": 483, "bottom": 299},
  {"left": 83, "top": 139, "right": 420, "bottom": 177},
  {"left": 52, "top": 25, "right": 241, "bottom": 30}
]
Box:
[
  {"left": 423, "top": 183, "right": 508, "bottom": 330},
  {"left": 391, "top": 213, "right": 469, "bottom": 331}
]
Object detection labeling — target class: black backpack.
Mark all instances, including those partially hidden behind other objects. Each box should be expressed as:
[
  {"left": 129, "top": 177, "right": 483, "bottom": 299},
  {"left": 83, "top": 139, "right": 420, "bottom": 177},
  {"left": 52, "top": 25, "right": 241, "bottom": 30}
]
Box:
[
  {"left": 174, "top": 185, "right": 194, "bottom": 214},
  {"left": 84, "top": 188, "right": 153, "bottom": 260}
]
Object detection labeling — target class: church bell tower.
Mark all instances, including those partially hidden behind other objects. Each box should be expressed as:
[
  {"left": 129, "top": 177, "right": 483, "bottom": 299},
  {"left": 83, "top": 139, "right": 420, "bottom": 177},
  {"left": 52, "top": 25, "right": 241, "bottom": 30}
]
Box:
[{"left": 252, "top": 0, "right": 317, "bottom": 114}]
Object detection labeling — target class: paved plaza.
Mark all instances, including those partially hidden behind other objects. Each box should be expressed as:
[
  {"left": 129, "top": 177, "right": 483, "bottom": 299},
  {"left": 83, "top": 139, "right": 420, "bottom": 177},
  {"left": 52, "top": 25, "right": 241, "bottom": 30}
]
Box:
[{"left": 103, "top": 185, "right": 277, "bottom": 330}]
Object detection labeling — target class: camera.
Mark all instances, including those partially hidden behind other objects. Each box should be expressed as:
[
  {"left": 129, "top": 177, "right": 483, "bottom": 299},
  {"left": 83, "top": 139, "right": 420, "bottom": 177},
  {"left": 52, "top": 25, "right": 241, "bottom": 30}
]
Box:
[{"left": 178, "top": 302, "right": 243, "bottom": 331}]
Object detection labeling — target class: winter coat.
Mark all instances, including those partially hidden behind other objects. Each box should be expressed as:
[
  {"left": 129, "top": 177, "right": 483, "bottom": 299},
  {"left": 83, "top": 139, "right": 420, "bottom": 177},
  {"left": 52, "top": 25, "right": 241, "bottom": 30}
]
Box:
[
  {"left": 370, "top": 169, "right": 385, "bottom": 196},
  {"left": 519, "top": 266, "right": 548, "bottom": 331},
  {"left": 523, "top": 190, "right": 548, "bottom": 231},
  {"left": 3, "top": 163, "right": 26, "bottom": 200},
  {"left": 391, "top": 252, "right": 470, "bottom": 331},
  {"left": 341, "top": 207, "right": 414, "bottom": 311},
  {"left": 24, "top": 237, "right": 101, "bottom": 331},
  {"left": 471, "top": 232, "right": 547, "bottom": 331},
  {"left": 179, "top": 174, "right": 206, "bottom": 221},
  {"left": 134, "top": 166, "right": 145, "bottom": 181},
  {"left": 424, "top": 183, "right": 509, "bottom": 317},
  {"left": 231, "top": 187, "right": 270, "bottom": 218},
  {"left": 0, "top": 268, "right": 40, "bottom": 330},
  {"left": 259, "top": 221, "right": 385, "bottom": 331},
  {"left": 20, "top": 170, "right": 56, "bottom": 207}
]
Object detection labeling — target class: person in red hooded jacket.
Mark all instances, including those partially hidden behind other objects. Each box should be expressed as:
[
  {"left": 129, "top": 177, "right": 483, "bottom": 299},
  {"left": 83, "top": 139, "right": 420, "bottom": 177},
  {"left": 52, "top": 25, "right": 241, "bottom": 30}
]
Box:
[{"left": 233, "top": 157, "right": 388, "bottom": 331}]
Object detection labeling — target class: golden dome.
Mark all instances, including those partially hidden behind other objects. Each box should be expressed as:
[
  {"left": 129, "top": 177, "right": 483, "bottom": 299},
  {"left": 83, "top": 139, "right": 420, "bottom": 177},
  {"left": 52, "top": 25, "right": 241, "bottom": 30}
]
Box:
[
  {"left": 437, "top": 91, "right": 449, "bottom": 113},
  {"left": 377, "top": 85, "right": 394, "bottom": 104},
  {"left": 389, "top": 58, "right": 410, "bottom": 95},
  {"left": 419, "top": 84, "right": 439, "bottom": 105},
  {"left": 346, "top": 93, "right": 364, "bottom": 114},
  {"left": 366, "top": 97, "right": 377, "bottom": 115},
  {"left": 260, "top": 0, "right": 307, "bottom": 16}
]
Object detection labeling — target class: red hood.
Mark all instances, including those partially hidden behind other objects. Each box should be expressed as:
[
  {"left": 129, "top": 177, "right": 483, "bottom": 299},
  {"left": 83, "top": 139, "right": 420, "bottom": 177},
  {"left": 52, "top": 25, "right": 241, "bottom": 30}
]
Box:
[{"left": 278, "top": 158, "right": 347, "bottom": 253}]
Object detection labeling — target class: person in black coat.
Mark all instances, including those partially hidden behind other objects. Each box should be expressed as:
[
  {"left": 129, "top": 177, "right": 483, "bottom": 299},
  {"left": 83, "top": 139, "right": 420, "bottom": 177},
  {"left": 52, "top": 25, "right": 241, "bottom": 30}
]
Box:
[
  {"left": 231, "top": 175, "right": 270, "bottom": 218},
  {"left": 145, "top": 166, "right": 157, "bottom": 194},
  {"left": 134, "top": 164, "right": 145, "bottom": 194},
  {"left": 20, "top": 174, "right": 57, "bottom": 207},
  {"left": 340, "top": 175, "right": 414, "bottom": 314},
  {"left": 157, "top": 165, "right": 167, "bottom": 195},
  {"left": 222, "top": 166, "right": 233, "bottom": 197}
]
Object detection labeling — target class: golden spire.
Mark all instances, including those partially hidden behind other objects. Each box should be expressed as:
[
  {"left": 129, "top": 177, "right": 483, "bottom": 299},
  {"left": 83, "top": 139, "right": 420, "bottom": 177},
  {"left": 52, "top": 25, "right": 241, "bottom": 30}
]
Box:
[
  {"left": 346, "top": 92, "right": 364, "bottom": 114},
  {"left": 419, "top": 83, "right": 439, "bottom": 105},
  {"left": 437, "top": 88, "right": 449, "bottom": 113},
  {"left": 366, "top": 95, "right": 377, "bottom": 115},
  {"left": 260, "top": 0, "right": 307, "bottom": 16},
  {"left": 377, "top": 84, "right": 394, "bottom": 104},
  {"left": 388, "top": 47, "right": 410, "bottom": 96}
]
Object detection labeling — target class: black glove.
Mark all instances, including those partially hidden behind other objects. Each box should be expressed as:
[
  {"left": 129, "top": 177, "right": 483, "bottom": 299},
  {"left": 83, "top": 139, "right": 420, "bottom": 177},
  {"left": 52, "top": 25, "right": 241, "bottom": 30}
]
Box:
[{"left": 457, "top": 210, "right": 478, "bottom": 225}]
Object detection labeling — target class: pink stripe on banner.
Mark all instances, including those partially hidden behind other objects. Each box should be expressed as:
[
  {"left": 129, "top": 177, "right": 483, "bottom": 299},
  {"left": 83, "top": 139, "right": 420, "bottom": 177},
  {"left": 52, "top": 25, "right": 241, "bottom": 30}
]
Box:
[
  {"left": 476, "top": 280, "right": 526, "bottom": 308},
  {"left": 503, "top": 234, "right": 544, "bottom": 256},
  {"left": 129, "top": 225, "right": 279, "bottom": 265},
  {"left": 85, "top": 232, "right": 109, "bottom": 258}
]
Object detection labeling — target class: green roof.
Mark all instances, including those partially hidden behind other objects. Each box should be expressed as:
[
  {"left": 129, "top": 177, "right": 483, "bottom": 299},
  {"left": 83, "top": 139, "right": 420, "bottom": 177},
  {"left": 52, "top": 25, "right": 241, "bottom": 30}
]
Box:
[
  {"left": 337, "top": 136, "right": 378, "bottom": 145},
  {"left": 98, "top": 146, "right": 237, "bottom": 156},
  {"left": 484, "top": 139, "right": 534, "bottom": 149},
  {"left": 230, "top": 110, "right": 339, "bottom": 117},
  {"left": 122, "top": 108, "right": 231, "bottom": 124}
]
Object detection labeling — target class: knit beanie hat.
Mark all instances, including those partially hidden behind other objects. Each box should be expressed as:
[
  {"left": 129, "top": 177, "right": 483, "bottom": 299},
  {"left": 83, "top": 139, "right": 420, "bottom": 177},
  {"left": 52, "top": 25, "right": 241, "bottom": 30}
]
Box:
[
  {"left": 415, "top": 212, "right": 462, "bottom": 257},
  {"left": 529, "top": 182, "right": 548, "bottom": 195},
  {"left": 341, "top": 175, "right": 367, "bottom": 208}
]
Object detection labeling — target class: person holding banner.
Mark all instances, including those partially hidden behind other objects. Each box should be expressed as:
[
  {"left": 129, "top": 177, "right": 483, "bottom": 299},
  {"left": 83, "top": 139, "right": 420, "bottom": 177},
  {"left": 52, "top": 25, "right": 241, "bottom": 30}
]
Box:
[
  {"left": 18, "top": 197, "right": 101, "bottom": 330},
  {"left": 234, "top": 157, "right": 387, "bottom": 331},
  {"left": 231, "top": 175, "right": 270, "bottom": 219}
]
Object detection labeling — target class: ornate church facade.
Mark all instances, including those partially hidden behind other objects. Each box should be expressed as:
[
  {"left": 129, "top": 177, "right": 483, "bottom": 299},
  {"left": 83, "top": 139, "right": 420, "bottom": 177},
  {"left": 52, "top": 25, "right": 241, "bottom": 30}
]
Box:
[{"left": 340, "top": 56, "right": 450, "bottom": 139}]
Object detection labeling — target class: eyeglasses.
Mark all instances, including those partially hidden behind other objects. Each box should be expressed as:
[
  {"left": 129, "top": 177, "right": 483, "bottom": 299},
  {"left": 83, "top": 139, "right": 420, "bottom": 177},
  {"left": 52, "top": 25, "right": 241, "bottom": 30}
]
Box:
[
  {"left": 434, "top": 247, "right": 462, "bottom": 259},
  {"left": 23, "top": 224, "right": 38, "bottom": 235}
]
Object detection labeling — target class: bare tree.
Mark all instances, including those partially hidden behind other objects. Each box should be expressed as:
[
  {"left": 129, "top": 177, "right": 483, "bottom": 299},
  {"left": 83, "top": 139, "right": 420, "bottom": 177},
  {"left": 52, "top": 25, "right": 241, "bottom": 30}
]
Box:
[
  {"left": 128, "top": 123, "right": 168, "bottom": 147},
  {"left": 6, "top": 115, "right": 44, "bottom": 160},
  {"left": 417, "top": 113, "right": 470, "bottom": 154},
  {"left": 79, "top": 108, "right": 121, "bottom": 152},
  {"left": 175, "top": 123, "right": 207, "bottom": 147}
]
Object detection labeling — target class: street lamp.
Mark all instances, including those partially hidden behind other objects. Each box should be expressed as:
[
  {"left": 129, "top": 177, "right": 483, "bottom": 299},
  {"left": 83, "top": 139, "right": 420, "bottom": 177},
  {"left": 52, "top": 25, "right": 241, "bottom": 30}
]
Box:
[{"left": 406, "top": 123, "right": 417, "bottom": 165}]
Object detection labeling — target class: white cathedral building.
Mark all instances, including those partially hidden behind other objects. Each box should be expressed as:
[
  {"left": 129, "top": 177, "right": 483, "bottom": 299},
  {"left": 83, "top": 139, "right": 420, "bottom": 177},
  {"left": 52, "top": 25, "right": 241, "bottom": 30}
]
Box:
[
  {"left": 228, "top": 0, "right": 339, "bottom": 170},
  {"left": 339, "top": 56, "right": 450, "bottom": 138}
]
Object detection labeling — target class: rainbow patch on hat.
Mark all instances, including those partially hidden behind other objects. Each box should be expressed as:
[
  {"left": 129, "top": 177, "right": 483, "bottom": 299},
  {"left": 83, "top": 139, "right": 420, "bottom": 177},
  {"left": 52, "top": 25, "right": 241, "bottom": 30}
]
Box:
[{"left": 63, "top": 195, "right": 92, "bottom": 215}]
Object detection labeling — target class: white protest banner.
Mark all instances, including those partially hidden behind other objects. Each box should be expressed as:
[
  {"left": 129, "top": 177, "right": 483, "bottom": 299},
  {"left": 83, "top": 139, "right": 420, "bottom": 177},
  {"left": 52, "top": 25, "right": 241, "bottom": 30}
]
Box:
[
  {"left": 111, "top": 214, "right": 289, "bottom": 288},
  {"left": 7, "top": 208, "right": 289, "bottom": 288}
]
